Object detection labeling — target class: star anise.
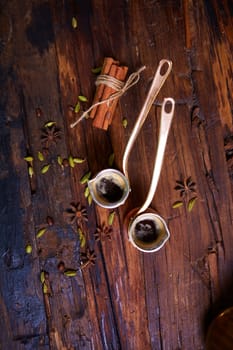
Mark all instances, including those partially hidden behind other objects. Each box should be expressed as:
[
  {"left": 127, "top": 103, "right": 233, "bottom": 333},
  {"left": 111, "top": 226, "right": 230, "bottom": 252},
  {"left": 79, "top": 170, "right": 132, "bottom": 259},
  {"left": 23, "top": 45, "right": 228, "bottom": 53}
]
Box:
[
  {"left": 94, "top": 224, "right": 112, "bottom": 242},
  {"left": 174, "top": 177, "right": 196, "bottom": 197},
  {"left": 80, "top": 248, "right": 96, "bottom": 269},
  {"left": 41, "top": 125, "right": 62, "bottom": 148},
  {"left": 65, "top": 203, "right": 88, "bottom": 225}
]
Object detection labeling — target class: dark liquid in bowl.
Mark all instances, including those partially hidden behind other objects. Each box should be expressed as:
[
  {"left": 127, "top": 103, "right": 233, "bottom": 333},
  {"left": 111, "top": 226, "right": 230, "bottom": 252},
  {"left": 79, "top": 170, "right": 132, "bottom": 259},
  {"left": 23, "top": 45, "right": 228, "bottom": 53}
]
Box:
[
  {"left": 96, "top": 178, "right": 124, "bottom": 203},
  {"left": 134, "top": 220, "right": 159, "bottom": 243}
]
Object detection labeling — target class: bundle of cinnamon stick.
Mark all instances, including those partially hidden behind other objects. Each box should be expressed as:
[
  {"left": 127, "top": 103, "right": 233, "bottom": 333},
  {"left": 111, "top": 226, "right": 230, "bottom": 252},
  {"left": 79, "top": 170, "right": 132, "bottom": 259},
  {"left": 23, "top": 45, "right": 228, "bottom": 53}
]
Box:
[{"left": 90, "top": 57, "right": 128, "bottom": 130}]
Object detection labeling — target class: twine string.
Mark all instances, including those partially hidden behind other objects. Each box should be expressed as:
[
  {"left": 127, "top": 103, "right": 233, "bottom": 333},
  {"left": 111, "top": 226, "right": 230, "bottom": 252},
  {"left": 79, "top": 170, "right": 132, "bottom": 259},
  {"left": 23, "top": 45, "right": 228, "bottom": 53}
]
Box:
[
  {"left": 70, "top": 65, "right": 146, "bottom": 128},
  {"left": 95, "top": 74, "right": 124, "bottom": 91}
]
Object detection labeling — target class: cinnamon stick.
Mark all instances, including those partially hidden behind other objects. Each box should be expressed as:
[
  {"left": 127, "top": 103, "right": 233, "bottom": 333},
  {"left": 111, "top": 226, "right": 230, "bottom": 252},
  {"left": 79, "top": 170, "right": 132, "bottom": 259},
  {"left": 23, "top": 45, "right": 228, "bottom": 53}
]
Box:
[
  {"left": 90, "top": 57, "right": 118, "bottom": 119},
  {"left": 93, "top": 63, "right": 118, "bottom": 129},
  {"left": 102, "top": 65, "right": 128, "bottom": 130}
]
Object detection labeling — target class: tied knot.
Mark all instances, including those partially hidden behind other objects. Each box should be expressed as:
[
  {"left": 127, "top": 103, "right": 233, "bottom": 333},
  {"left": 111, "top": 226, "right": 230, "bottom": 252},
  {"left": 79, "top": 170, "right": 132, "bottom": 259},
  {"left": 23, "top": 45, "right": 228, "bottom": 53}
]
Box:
[
  {"left": 95, "top": 74, "right": 124, "bottom": 91},
  {"left": 70, "top": 65, "right": 146, "bottom": 128}
]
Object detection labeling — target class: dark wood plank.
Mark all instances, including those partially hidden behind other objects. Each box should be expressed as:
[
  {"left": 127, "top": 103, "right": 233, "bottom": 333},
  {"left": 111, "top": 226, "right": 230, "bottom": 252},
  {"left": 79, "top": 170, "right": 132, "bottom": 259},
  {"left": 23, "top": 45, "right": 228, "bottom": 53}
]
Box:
[{"left": 0, "top": 41, "right": 48, "bottom": 350}]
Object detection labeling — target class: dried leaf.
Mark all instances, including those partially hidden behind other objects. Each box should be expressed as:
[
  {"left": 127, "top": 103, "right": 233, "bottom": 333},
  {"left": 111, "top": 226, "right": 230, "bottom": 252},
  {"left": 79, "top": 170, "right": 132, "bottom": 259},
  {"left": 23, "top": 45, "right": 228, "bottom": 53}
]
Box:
[
  {"left": 43, "top": 283, "right": 48, "bottom": 294},
  {"left": 25, "top": 244, "right": 32, "bottom": 254},
  {"left": 24, "top": 156, "right": 33, "bottom": 162},
  {"left": 40, "top": 271, "right": 45, "bottom": 284},
  {"left": 108, "top": 153, "right": 115, "bottom": 167},
  {"left": 41, "top": 164, "right": 51, "bottom": 174},
  {"left": 84, "top": 186, "right": 90, "bottom": 198},
  {"left": 78, "top": 95, "right": 88, "bottom": 102},
  {"left": 80, "top": 171, "right": 91, "bottom": 184},
  {"left": 57, "top": 155, "right": 63, "bottom": 166},
  {"left": 188, "top": 197, "right": 197, "bottom": 212},
  {"left": 44, "top": 121, "right": 56, "bottom": 128},
  {"left": 72, "top": 17, "right": 78, "bottom": 29},
  {"left": 92, "top": 66, "right": 102, "bottom": 74},
  {"left": 108, "top": 211, "right": 115, "bottom": 225},
  {"left": 36, "top": 227, "right": 47, "bottom": 238},
  {"left": 87, "top": 193, "right": 92, "bottom": 206},
  {"left": 122, "top": 118, "right": 128, "bottom": 128},
  {"left": 73, "top": 157, "right": 85, "bottom": 164},
  {"left": 172, "top": 201, "right": 184, "bottom": 209},
  {"left": 68, "top": 155, "right": 75, "bottom": 168},
  {"left": 74, "top": 102, "right": 80, "bottom": 113},
  {"left": 64, "top": 269, "right": 77, "bottom": 277},
  {"left": 78, "top": 228, "right": 86, "bottom": 248},
  {"left": 38, "top": 151, "right": 44, "bottom": 161},
  {"left": 28, "top": 166, "right": 34, "bottom": 178}
]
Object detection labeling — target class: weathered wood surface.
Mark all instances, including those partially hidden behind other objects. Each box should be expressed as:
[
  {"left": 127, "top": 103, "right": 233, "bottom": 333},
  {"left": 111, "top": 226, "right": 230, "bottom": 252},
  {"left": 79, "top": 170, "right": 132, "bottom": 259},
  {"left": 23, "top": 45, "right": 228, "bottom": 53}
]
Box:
[{"left": 0, "top": 0, "right": 233, "bottom": 349}]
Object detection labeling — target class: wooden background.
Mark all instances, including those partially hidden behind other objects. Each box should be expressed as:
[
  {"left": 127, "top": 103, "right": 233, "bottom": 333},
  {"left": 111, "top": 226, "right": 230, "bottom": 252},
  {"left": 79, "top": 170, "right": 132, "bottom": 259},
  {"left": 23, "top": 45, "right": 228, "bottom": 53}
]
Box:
[{"left": 0, "top": 0, "right": 233, "bottom": 349}]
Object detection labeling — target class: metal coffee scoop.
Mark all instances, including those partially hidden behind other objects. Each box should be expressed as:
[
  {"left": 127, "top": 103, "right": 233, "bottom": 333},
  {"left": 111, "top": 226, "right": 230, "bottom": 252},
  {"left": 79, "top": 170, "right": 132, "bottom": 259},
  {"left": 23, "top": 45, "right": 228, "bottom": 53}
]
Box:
[
  {"left": 124, "top": 97, "right": 175, "bottom": 253},
  {"left": 88, "top": 59, "right": 173, "bottom": 209}
]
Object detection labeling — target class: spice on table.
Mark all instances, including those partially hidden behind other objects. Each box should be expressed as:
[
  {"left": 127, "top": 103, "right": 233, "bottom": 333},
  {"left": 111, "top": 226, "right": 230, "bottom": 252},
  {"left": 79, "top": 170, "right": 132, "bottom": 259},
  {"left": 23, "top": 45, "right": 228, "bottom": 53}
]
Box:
[
  {"left": 70, "top": 60, "right": 145, "bottom": 130},
  {"left": 78, "top": 95, "right": 88, "bottom": 102},
  {"left": 44, "top": 121, "right": 56, "bottom": 128},
  {"left": 24, "top": 156, "right": 34, "bottom": 162},
  {"left": 108, "top": 211, "right": 115, "bottom": 226},
  {"left": 122, "top": 118, "right": 128, "bottom": 128},
  {"left": 57, "top": 155, "right": 63, "bottom": 166},
  {"left": 89, "top": 57, "right": 114, "bottom": 120},
  {"left": 46, "top": 216, "right": 54, "bottom": 226},
  {"left": 92, "top": 66, "right": 102, "bottom": 74},
  {"left": 25, "top": 244, "right": 32, "bottom": 254},
  {"left": 102, "top": 65, "right": 129, "bottom": 130},
  {"left": 36, "top": 227, "right": 47, "bottom": 238},
  {"left": 187, "top": 197, "right": 197, "bottom": 212},
  {"left": 80, "top": 171, "right": 91, "bottom": 184},
  {"left": 41, "top": 164, "right": 50, "bottom": 174},
  {"left": 28, "top": 166, "right": 34, "bottom": 178},
  {"left": 73, "top": 157, "right": 85, "bottom": 164},
  {"left": 87, "top": 193, "right": 92, "bottom": 206},
  {"left": 78, "top": 228, "right": 86, "bottom": 248},
  {"left": 68, "top": 155, "right": 75, "bottom": 168},
  {"left": 84, "top": 186, "right": 90, "bottom": 198},
  {"left": 64, "top": 269, "right": 77, "bottom": 277},
  {"left": 35, "top": 107, "right": 42, "bottom": 117},
  {"left": 74, "top": 101, "right": 80, "bottom": 113},
  {"left": 72, "top": 17, "right": 78, "bottom": 29},
  {"left": 62, "top": 158, "right": 69, "bottom": 168},
  {"left": 38, "top": 151, "right": 44, "bottom": 161},
  {"left": 172, "top": 200, "right": 183, "bottom": 209},
  {"left": 90, "top": 57, "right": 128, "bottom": 130}
]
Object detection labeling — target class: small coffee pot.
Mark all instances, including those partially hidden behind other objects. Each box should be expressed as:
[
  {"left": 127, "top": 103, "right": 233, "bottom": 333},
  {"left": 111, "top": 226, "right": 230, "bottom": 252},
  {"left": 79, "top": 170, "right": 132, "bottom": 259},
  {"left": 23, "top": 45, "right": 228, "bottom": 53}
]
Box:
[{"left": 124, "top": 97, "right": 175, "bottom": 253}]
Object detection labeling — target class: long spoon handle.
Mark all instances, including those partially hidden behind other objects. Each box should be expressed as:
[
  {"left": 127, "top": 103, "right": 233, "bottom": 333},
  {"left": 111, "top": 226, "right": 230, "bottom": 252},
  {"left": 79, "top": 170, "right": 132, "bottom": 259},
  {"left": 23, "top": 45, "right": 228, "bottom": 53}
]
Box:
[
  {"left": 122, "top": 59, "right": 172, "bottom": 179},
  {"left": 137, "top": 98, "right": 175, "bottom": 215}
]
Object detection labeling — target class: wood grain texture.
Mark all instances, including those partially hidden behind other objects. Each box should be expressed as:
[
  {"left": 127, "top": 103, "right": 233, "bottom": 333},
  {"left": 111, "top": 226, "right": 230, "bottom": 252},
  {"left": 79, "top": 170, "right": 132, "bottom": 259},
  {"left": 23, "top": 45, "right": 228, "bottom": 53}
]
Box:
[{"left": 0, "top": 0, "right": 232, "bottom": 349}]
